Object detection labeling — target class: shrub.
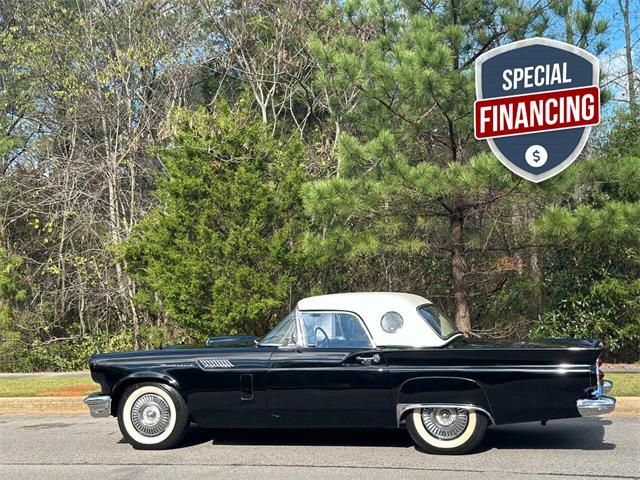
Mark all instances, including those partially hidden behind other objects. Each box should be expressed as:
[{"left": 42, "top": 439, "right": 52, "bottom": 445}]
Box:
[{"left": 530, "top": 277, "right": 640, "bottom": 362}]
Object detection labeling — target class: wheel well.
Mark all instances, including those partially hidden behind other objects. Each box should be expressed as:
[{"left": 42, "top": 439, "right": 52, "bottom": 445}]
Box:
[
  {"left": 397, "top": 404, "right": 495, "bottom": 426},
  {"left": 397, "top": 376, "right": 492, "bottom": 415},
  {"left": 110, "top": 377, "right": 176, "bottom": 416}
]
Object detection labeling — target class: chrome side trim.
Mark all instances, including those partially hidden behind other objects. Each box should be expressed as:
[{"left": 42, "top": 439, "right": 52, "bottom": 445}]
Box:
[
  {"left": 602, "top": 379, "right": 613, "bottom": 395},
  {"left": 197, "top": 358, "right": 234, "bottom": 369},
  {"left": 577, "top": 395, "right": 616, "bottom": 416},
  {"left": 390, "top": 366, "right": 590, "bottom": 374},
  {"left": 441, "top": 332, "right": 465, "bottom": 346},
  {"left": 84, "top": 393, "right": 112, "bottom": 418},
  {"left": 396, "top": 403, "right": 495, "bottom": 427}
]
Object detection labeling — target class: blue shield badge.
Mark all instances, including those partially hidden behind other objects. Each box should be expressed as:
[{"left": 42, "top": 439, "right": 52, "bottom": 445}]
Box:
[{"left": 474, "top": 38, "right": 600, "bottom": 183}]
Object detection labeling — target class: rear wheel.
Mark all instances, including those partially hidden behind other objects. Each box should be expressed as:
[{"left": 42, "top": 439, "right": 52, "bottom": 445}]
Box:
[
  {"left": 406, "top": 407, "right": 488, "bottom": 454},
  {"left": 117, "top": 382, "right": 189, "bottom": 450}
]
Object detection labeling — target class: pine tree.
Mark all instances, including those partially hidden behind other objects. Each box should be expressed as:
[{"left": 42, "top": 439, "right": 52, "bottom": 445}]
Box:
[
  {"left": 304, "top": 1, "right": 535, "bottom": 333},
  {"left": 304, "top": 0, "right": 606, "bottom": 334}
]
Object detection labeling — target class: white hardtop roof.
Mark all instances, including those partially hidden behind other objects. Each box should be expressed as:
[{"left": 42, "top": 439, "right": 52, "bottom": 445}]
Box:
[
  {"left": 296, "top": 292, "right": 455, "bottom": 348},
  {"left": 297, "top": 292, "right": 431, "bottom": 312}
]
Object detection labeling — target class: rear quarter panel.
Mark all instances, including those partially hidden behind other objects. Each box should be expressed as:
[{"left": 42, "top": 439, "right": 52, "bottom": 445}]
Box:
[{"left": 386, "top": 345, "right": 599, "bottom": 425}]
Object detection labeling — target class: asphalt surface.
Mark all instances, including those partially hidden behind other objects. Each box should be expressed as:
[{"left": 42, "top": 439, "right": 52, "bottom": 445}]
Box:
[{"left": 0, "top": 414, "right": 638, "bottom": 480}]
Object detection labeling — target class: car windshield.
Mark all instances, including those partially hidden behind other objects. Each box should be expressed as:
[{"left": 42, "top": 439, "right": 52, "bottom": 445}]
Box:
[
  {"left": 417, "top": 304, "right": 459, "bottom": 340},
  {"left": 259, "top": 311, "right": 296, "bottom": 346}
]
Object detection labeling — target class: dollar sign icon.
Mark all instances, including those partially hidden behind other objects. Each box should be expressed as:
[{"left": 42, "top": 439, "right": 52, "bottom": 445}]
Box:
[{"left": 525, "top": 145, "right": 548, "bottom": 168}]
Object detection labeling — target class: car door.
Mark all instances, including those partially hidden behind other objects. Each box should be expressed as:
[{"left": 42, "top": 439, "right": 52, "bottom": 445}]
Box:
[
  {"left": 267, "top": 310, "right": 394, "bottom": 428},
  {"left": 180, "top": 345, "right": 275, "bottom": 428}
]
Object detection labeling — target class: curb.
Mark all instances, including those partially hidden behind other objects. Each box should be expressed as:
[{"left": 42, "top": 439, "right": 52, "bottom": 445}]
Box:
[
  {"left": 1, "top": 396, "right": 639, "bottom": 416},
  {"left": 612, "top": 396, "right": 640, "bottom": 416}
]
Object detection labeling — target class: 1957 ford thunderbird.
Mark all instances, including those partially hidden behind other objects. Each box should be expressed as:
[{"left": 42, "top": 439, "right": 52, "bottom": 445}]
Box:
[{"left": 84, "top": 292, "right": 616, "bottom": 454}]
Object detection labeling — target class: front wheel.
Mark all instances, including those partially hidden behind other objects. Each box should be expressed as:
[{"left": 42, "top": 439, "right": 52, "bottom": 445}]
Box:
[
  {"left": 117, "top": 382, "right": 189, "bottom": 450},
  {"left": 406, "top": 407, "right": 488, "bottom": 454}
]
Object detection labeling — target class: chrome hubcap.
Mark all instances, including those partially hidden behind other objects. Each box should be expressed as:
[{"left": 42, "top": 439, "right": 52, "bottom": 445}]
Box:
[
  {"left": 421, "top": 407, "right": 469, "bottom": 440},
  {"left": 130, "top": 393, "right": 171, "bottom": 437}
]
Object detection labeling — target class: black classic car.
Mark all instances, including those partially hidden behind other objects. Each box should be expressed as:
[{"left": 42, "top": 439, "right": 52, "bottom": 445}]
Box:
[{"left": 85, "top": 292, "right": 615, "bottom": 454}]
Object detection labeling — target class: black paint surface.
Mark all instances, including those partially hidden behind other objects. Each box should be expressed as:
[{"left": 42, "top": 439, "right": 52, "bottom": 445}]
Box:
[{"left": 88, "top": 336, "right": 600, "bottom": 428}]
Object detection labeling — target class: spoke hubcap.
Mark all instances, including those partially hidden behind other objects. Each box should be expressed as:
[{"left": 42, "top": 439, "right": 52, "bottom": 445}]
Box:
[
  {"left": 131, "top": 393, "right": 171, "bottom": 437},
  {"left": 421, "top": 407, "right": 469, "bottom": 440}
]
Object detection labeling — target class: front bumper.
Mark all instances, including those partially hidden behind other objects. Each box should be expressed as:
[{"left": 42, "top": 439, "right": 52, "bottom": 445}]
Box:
[
  {"left": 84, "top": 393, "right": 112, "bottom": 418},
  {"left": 577, "top": 395, "right": 616, "bottom": 416}
]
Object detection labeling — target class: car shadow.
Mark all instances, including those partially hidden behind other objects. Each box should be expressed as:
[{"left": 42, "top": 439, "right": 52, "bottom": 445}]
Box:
[
  {"left": 172, "top": 417, "right": 615, "bottom": 452},
  {"left": 179, "top": 426, "right": 414, "bottom": 448},
  {"left": 475, "top": 417, "right": 615, "bottom": 453}
]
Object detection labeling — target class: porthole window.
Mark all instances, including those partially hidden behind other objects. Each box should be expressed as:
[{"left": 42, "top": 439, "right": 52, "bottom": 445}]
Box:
[{"left": 381, "top": 311, "right": 403, "bottom": 333}]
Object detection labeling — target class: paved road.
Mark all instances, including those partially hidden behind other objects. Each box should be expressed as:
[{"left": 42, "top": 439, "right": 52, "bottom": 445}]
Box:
[{"left": 1, "top": 414, "right": 638, "bottom": 479}]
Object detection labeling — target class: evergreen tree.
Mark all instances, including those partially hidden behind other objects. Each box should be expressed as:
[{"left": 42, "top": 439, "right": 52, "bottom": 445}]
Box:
[
  {"left": 303, "top": 0, "right": 608, "bottom": 335},
  {"left": 125, "top": 102, "right": 309, "bottom": 338},
  {"left": 304, "top": 1, "right": 545, "bottom": 334}
]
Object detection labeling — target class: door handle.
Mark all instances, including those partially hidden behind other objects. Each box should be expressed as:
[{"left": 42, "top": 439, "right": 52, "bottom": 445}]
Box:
[
  {"left": 240, "top": 374, "right": 253, "bottom": 400},
  {"left": 355, "top": 353, "right": 381, "bottom": 364}
]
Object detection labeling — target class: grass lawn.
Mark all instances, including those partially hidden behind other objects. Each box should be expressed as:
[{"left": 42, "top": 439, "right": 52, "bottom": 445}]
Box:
[
  {"left": 0, "top": 375, "right": 97, "bottom": 397},
  {"left": 0, "top": 372, "right": 638, "bottom": 397},
  {"left": 606, "top": 373, "right": 640, "bottom": 397}
]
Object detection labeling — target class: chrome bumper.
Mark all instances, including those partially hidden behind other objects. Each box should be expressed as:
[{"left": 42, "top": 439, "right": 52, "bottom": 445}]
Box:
[
  {"left": 577, "top": 395, "right": 616, "bottom": 416},
  {"left": 84, "top": 393, "right": 112, "bottom": 418}
]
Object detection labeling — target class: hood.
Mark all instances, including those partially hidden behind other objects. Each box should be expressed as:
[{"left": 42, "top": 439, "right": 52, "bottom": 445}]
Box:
[{"left": 88, "top": 336, "right": 261, "bottom": 367}]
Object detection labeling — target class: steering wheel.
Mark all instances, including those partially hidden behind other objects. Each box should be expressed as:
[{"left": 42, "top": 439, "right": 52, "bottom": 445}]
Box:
[{"left": 314, "top": 327, "right": 330, "bottom": 347}]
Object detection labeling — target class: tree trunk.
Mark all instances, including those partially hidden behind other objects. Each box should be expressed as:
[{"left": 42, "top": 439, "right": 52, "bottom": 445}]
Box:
[
  {"left": 619, "top": 0, "right": 636, "bottom": 111},
  {"left": 451, "top": 206, "right": 471, "bottom": 335}
]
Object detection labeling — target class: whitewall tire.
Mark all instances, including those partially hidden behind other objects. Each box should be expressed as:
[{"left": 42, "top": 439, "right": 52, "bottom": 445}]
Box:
[
  {"left": 406, "top": 407, "right": 488, "bottom": 454},
  {"left": 117, "top": 383, "right": 189, "bottom": 450}
]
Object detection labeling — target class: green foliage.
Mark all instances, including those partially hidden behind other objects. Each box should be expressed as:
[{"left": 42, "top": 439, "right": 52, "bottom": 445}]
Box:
[
  {"left": 601, "top": 109, "right": 640, "bottom": 160},
  {"left": 1, "top": 0, "right": 637, "bottom": 370},
  {"left": 0, "top": 248, "right": 31, "bottom": 370},
  {"left": 125, "top": 102, "right": 309, "bottom": 337},
  {"left": 0, "top": 248, "right": 29, "bottom": 306},
  {"left": 531, "top": 277, "right": 640, "bottom": 362},
  {"left": 531, "top": 154, "right": 640, "bottom": 361},
  {"left": 304, "top": 0, "right": 546, "bottom": 330},
  {"left": 0, "top": 330, "right": 135, "bottom": 373}
]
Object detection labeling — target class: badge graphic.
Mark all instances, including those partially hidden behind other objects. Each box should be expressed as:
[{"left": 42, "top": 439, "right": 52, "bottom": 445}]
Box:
[{"left": 474, "top": 38, "right": 600, "bottom": 183}]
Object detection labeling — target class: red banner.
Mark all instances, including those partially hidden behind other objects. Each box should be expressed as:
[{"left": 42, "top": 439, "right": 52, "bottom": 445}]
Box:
[{"left": 474, "top": 85, "right": 600, "bottom": 140}]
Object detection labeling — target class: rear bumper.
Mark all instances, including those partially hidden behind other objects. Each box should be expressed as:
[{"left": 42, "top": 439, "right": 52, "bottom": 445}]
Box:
[
  {"left": 84, "top": 393, "right": 112, "bottom": 418},
  {"left": 577, "top": 395, "right": 616, "bottom": 416}
]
